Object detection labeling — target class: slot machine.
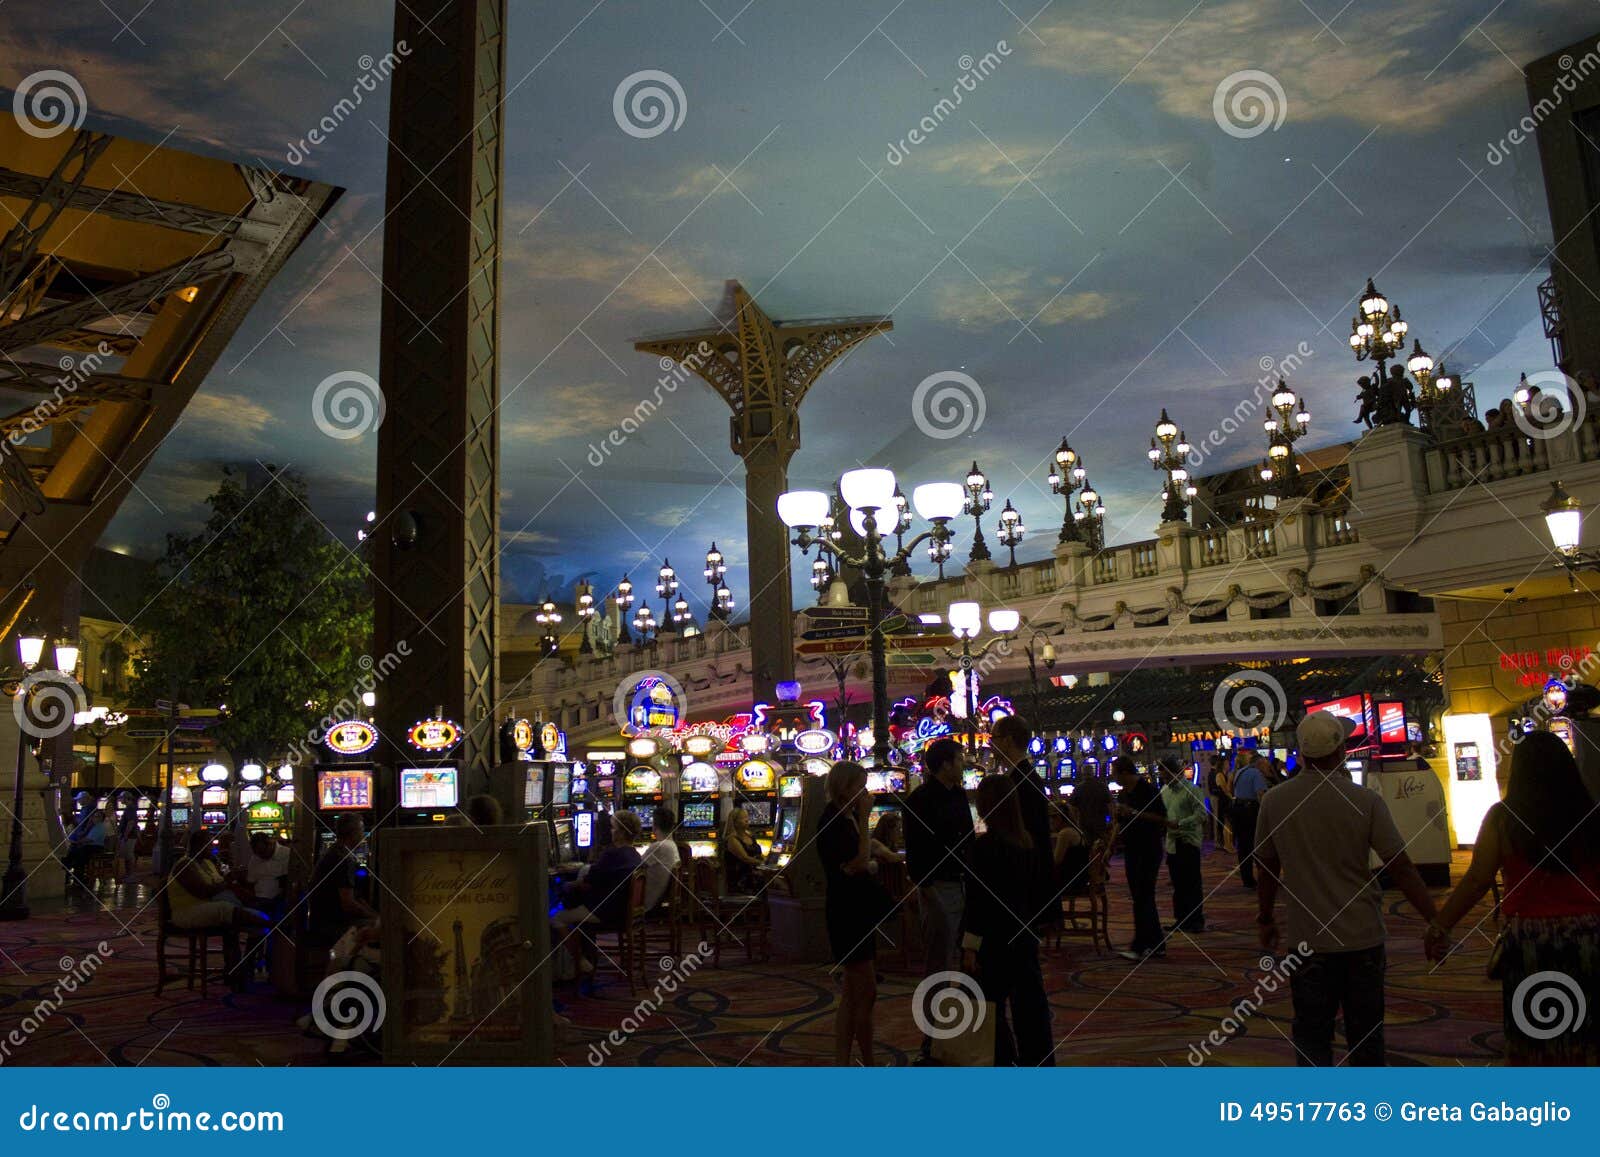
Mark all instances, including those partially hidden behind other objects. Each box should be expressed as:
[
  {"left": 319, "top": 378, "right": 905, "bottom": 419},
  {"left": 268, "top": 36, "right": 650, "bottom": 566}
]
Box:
[
  {"left": 676, "top": 759, "right": 723, "bottom": 857},
  {"left": 168, "top": 784, "right": 192, "bottom": 831},
  {"left": 270, "top": 763, "right": 296, "bottom": 837},
  {"left": 620, "top": 737, "right": 668, "bottom": 837},
  {"left": 731, "top": 756, "right": 780, "bottom": 853},
  {"left": 577, "top": 749, "right": 624, "bottom": 855},
  {"left": 304, "top": 718, "right": 381, "bottom": 861},
  {"left": 198, "top": 762, "right": 231, "bottom": 830},
  {"left": 237, "top": 762, "right": 267, "bottom": 809},
  {"left": 398, "top": 714, "right": 464, "bottom": 825},
  {"left": 1051, "top": 735, "right": 1073, "bottom": 796},
  {"left": 245, "top": 799, "right": 289, "bottom": 840}
]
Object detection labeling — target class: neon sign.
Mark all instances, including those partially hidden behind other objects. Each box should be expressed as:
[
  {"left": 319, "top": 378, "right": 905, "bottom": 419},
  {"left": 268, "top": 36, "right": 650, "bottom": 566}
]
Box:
[
  {"left": 408, "top": 717, "right": 461, "bottom": 751},
  {"left": 324, "top": 719, "right": 378, "bottom": 756}
]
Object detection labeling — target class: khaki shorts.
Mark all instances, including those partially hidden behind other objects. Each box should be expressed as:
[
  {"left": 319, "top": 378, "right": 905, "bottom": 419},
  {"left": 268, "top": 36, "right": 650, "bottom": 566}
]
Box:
[{"left": 172, "top": 900, "right": 237, "bottom": 929}]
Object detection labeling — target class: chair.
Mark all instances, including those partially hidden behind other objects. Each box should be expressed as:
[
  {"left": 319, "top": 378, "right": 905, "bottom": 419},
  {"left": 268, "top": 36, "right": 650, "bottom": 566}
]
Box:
[
  {"left": 155, "top": 886, "right": 236, "bottom": 996},
  {"left": 1053, "top": 839, "right": 1111, "bottom": 955},
  {"left": 637, "top": 858, "right": 685, "bottom": 963},
  {"left": 588, "top": 871, "right": 648, "bottom": 994},
  {"left": 689, "top": 858, "right": 770, "bottom": 967}
]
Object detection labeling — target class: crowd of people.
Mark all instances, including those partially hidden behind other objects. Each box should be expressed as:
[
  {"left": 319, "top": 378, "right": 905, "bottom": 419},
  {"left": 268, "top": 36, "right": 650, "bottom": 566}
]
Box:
[{"left": 815, "top": 711, "right": 1600, "bottom": 1068}]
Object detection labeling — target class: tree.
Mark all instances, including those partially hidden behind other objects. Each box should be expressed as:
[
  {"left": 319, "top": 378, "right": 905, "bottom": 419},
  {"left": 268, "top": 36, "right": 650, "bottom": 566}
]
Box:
[{"left": 130, "top": 466, "right": 372, "bottom": 764}]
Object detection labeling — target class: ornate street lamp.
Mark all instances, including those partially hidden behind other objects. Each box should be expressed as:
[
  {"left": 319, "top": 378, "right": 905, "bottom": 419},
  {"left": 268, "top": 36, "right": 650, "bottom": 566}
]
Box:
[
  {"left": 3, "top": 621, "right": 48, "bottom": 921},
  {"left": 1350, "top": 277, "right": 1432, "bottom": 428},
  {"left": 575, "top": 580, "right": 596, "bottom": 653},
  {"left": 964, "top": 461, "right": 993, "bottom": 563},
  {"left": 631, "top": 603, "right": 658, "bottom": 646},
  {"left": 996, "top": 499, "right": 1025, "bottom": 568},
  {"left": 1075, "top": 477, "right": 1106, "bottom": 552},
  {"left": 890, "top": 485, "right": 914, "bottom": 577},
  {"left": 1149, "top": 409, "right": 1196, "bottom": 523},
  {"left": 615, "top": 574, "right": 635, "bottom": 644},
  {"left": 944, "top": 603, "right": 1020, "bottom": 752},
  {"left": 1048, "top": 438, "right": 1088, "bottom": 544},
  {"left": 1541, "top": 481, "right": 1600, "bottom": 589},
  {"left": 1023, "top": 630, "right": 1056, "bottom": 721},
  {"left": 535, "top": 596, "right": 562, "bottom": 656},
  {"left": 703, "top": 543, "right": 731, "bottom": 621},
  {"left": 1258, "top": 381, "right": 1310, "bottom": 496},
  {"left": 780, "top": 469, "right": 964, "bottom": 767},
  {"left": 656, "top": 559, "right": 678, "bottom": 635}
]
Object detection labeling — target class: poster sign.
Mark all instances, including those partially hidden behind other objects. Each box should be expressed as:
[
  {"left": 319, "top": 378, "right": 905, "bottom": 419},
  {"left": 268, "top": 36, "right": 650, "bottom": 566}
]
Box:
[{"left": 381, "top": 825, "right": 552, "bottom": 1064}]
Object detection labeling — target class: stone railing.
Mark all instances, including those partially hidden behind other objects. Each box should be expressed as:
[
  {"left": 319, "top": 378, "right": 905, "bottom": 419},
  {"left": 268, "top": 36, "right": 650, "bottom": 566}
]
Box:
[{"left": 1422, "top": 413, "right": 1600, "bottom": 493}]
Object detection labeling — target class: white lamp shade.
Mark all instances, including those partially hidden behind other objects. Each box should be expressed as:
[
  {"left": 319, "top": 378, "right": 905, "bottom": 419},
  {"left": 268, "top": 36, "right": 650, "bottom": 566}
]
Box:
[
  {"left": 839, "top": 468, "right": 896, "bottom": 512},
  {"left": 913, "top": 482, "right": 965, "bottom": 521},
  {"left": 1547, "top": 507, "right": 1582, "bottom": 553},
  {"left": 778, "top": 490, "right": 830, "bottom": 528},
  {"left": 16, "top": 633, "right": 45, "bottom": 668},
  {"left": 848, "top": 507, "right": 872, "bottom": 537},
  {"left": 948, "top": 601, "right": 981, "bottom": 637},
  {"left": 988, "top": 609, "right": 1020, "bottom": 634},
  {"left": 54, "top": 643, "right": 79, "bottom": 673}
]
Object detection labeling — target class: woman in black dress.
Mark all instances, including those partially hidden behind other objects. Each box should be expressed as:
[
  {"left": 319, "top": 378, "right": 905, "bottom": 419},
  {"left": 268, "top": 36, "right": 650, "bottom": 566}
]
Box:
[{"left": 817, "top": 760, "right": 889, "bottom": 1066}]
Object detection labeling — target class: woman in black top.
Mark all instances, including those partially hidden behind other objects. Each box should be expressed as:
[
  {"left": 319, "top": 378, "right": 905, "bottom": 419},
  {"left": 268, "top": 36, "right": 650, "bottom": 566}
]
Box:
[
  {"left": 1112, "top": 756, "right": 1170, "bottom": 960},
  {"left": 964, "top": 775, "right": 1054, "bottom": 1065},
  {"left": 817, "top": 760, "right": 889, "bottom": 1066},
  {"left": 721, "top": 808, "right": 763, "bottom": 895}
]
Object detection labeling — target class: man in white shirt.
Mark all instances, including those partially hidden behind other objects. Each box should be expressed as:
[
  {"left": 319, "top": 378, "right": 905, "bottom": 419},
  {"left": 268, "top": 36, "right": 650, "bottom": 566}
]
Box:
[
  {"left": 244, "top": 833, "right": 291, "bottom": 910},
  {"left": 638, "top": 805, "right": 681, "bottom": 912}
]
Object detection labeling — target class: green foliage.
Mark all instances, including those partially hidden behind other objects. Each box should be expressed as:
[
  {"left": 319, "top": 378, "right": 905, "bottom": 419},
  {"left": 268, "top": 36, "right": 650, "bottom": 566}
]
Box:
[{"left": 130, "top": 466, "right": 372, "bottom": 762}]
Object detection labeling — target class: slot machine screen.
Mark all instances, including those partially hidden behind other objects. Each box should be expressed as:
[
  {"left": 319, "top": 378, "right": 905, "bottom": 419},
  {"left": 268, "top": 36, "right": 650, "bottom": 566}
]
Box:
[
  {"left": 776, "top": 807, "right": 798, "bottom": 843},
  {"left": 524, "top": 768, "right": 544, "bottom": 807},
  {"left": 624, "top": 767, "right": 662, "bottom": 794},
  {"left": 550, "top": 764, "right": 571, "bottom": 805},
  {"left": 865, "top": 771, "right": 890, "bottom": 793},
  {"left": 779, "top": 775, "right": 803, "bottom": 798},
  {"left": 201, "top": 786, "right": 228, "bottom": 808},
  {"left": 1376, "top": 701, "right": 1408, "bottom": 758},
  {"left": 575, "top": 810, "right": 594, "bottom": 849},
  {"left": 553, "top": 821, "right": 576, "bottom": 862},
  {"left": 869, "top": 803, "right": 895, "bottom": 830},
  {"left": 681, "top": 800, "right": 718, "bottom": 830},
  {"left": 401, "top": 767, "right": 459, "bottom": 809},
  {"left": 961, "top": 768, "right": 982, "bottom": 791},
  {"left": 275, "top": 786, "right": 295, "bottom": 804},
  {"left": 681, "top": 761, "right": 719, "bottom": 792},
  {"left": 317, "top": 768, "right": 373, "bottom": 810},
  {"left": 630, "top": 804, "right": 657, "bottom": 832},
  {"left": 742, "top": 799, "right": 774, "bottom": 826}
]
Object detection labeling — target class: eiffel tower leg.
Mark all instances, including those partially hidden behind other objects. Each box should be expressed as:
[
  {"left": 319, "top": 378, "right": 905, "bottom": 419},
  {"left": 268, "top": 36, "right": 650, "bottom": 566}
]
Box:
[
  {"left": 742, "top": 440, "right": 796, "bottom": 702},
  {"left": 372, "top": 0, "right": 505, "bottom": 784}
]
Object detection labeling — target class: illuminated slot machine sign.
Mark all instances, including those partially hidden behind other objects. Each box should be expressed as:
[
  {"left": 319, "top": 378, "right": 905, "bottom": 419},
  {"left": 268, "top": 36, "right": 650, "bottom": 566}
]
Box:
[
  {"left": 1078, "top": 734, "right": 1099, "bottom": 779},
  {"left": 324, "top": 719, "right": 379, "bottom": 757},
  {"left": 794, "top": 728, "right": 837, "bottom": 758},
  {"left": 734, "top": 759, "right": 777, "bottom": 793},
  {"left": 169, "top": 784, "right": 192, "bottom": 826},
  {"left": 624, "top": 676, "right": 683, "bottom": 733},
  {"left": 408, "top": 716, "right": 462, "bottom": 754},
  {"left": 621, "top": 763, "right": 664, "bottom": 834},
  {"left": 245, "top": 800, "right": 286, "bottom": 837},
  {"left": 583, "top": 751, "right": 624, "bottom": 809}
]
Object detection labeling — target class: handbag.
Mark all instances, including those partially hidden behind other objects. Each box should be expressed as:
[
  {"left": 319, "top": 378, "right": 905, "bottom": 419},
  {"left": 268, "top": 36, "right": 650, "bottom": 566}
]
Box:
[{"left": 1485, "top": 927, "right": 1510, "bottom": 981}]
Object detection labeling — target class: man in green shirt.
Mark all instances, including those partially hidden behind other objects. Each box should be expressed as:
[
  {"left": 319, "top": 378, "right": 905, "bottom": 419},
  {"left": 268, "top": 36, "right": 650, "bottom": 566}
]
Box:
[{"left": 1159, "top": 760, "right": 1206, "bottom": 933}]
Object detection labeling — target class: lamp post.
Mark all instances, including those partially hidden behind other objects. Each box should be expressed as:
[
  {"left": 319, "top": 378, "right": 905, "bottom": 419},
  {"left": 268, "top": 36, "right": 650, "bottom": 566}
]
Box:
[
  {"left": 575, "top": 580, "right": 596, "bottom": 653},
  {"left": 3, "top": 623, "right": 49, "bottom": 921},
  {"left": 1023, "top": 630, "right": 1056, "bottom": 720},
  {"left": 535, "top": 596, "right": 562, "bottom": 657},
  {"left": 1258, "top": 381, "right": 1311, "bottom": 496},
  {"left": 996, "top": 499, "right": 1025, "bottom": 568},
  {"left": 615, "top": 575, "right": 635, "bottom": 644},
  {"left": 1048, "top": 439, "right": 1087, "bottom": 544},
  {"left": 944, "top": 603, "right": 1020, "bottom": 753},
  {"left": 1541, "top": 481, "right": 1600, "bottom": 589},
  {"left": 890, "top": 485, "right": 914, "bottom": 577},
  {"left": 1350, "top": 277, "right": 1434, "bottom": 428},
  {"left": 780, "top": 470, "right": 963, "bottom": 768},
  {"left": 964, "top": 461, "right": 993, "bottom": 563},
  {"left": 672, "top": 595, "right": 697, "bottom": 637},
  {"left": 656, "top": 559, "right": 678, "bottom": 636},
  {"left": 704, "top": 544, "right": 731, "bottom": 622},
  {"left": 1075, "top": 477, "right": 1106, "bottom": 552},
  {"left": 631, "top": 604, "right": 658, "bottom": 648},
  {"left": 1149, "top": 409, "right": 1195, "bottom": 523}
]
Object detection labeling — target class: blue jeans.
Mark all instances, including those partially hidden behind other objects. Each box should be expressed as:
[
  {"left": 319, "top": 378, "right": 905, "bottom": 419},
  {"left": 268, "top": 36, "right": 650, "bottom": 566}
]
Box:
[{"left": 1290, "top": 945, "right": 1386, "bottom": 1066}]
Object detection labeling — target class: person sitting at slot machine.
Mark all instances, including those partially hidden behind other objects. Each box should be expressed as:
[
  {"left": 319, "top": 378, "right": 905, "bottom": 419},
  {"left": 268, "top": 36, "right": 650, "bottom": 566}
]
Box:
[
  {"left": 169, "top": 830, "right": 270, "bottom": 989},
  {"left": 721, "top": 808, "right": 764, "bottom": 896},
  {"left": 463, "top": 794, "right": 504, "bottom": 827},
  {"left": 639, "top": 806, "right": 681, "bottom": 913},
  {"left": 62, "top": 809, "right": 108, "bottom": 877},
  {"left": 242, "top": 832, "right": 291, "bottom": 920},
  {"left": 552, "top": 810, "right": 643, "bottom": 989},
  {"left": 869, "top": 811, "right": 905, "bottom": 864},
  {"left": 306, "top": 814, "right": 377, "bottom": 951}
]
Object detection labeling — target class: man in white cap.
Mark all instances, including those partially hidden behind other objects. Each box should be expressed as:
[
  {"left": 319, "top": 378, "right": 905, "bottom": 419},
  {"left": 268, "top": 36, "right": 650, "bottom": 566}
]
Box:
[{"left": 1254, "top": 710, "right": 1438, "bottom": 1066}]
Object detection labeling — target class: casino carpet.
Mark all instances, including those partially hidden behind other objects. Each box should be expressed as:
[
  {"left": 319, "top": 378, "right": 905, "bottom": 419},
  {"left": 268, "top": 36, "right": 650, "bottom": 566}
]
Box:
[{"left": 0, "top": 848, "right": 1506, "bottom": 1067}]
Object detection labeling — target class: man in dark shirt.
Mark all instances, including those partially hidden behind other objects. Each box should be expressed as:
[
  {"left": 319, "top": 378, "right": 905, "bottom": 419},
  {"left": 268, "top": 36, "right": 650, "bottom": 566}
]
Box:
[
  {"left": 1112, "top": 757, "right": 1169, "bottom": 960},
  {"left": 307, "top": 814, "right": 375, "bottom": 948},
  {"left": 904, "top": 737, "right": 974, "bottom": 1061}
]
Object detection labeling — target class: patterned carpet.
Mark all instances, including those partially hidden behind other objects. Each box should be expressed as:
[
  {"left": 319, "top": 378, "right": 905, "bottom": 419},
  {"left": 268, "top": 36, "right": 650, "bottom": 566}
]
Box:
[{"left": 0, "top": 848, "right": 1506, "bottom": 1066}]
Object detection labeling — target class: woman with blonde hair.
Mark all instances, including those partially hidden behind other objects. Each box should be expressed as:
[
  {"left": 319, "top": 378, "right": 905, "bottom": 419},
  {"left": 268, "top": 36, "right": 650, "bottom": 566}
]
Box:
[
  {"left": 721, "top": 806, "right": 763, "bottom": 895},
  {"left": 817, "top": 761, "right": 891, "bottom": 1065}
]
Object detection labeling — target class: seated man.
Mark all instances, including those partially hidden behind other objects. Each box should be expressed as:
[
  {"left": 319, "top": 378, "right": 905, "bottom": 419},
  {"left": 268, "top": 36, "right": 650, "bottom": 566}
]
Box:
[
  {"left": 638, "top": 806, "right": 681, "bottom": 913},
  {"left": 307, "top": 814, "right": 377, "bottom": 949},
  {"left": 63, "top": 809, "right": 108, "bottom": 875},
  {"left": 552, "top": 811, "right": 643, "bottom": 987},
  {"left": 243, "top": 832, "right": 292, "bottom": 920}
]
